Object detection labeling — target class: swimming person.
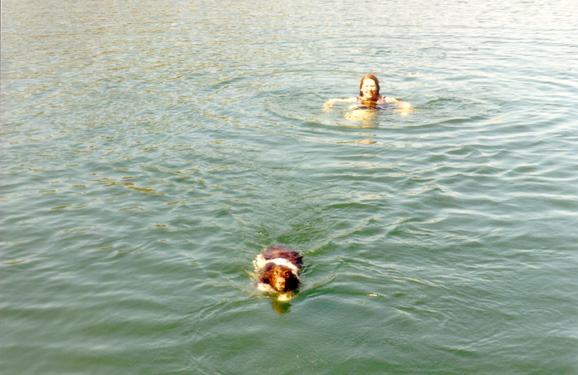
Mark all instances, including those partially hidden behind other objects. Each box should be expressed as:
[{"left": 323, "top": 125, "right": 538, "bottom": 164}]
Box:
[{"left": 323, "top": 73, "right": 411, "bottom": 112}]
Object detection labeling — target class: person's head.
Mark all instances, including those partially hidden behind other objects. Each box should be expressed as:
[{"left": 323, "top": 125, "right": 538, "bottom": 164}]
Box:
[{"left": 359, "top": 74, "right": 380, "bottom": 100}]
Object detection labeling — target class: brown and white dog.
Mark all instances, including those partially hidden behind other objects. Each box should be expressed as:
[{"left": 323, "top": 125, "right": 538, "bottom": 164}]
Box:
[{"left": 254, "top": 246, "right": 303, "bottom": 299}]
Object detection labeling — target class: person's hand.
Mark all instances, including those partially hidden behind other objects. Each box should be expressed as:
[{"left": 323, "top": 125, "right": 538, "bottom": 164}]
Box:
[{"left": 323, "top": 100, "right": 334, "bottom": 112}]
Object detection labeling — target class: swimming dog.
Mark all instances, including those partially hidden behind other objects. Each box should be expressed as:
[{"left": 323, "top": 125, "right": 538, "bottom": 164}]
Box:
[{"left": 254, "top": 246, "right": 302, "bottom": 299}]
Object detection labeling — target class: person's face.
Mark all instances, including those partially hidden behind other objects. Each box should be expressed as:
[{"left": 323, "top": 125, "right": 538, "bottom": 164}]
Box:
[{"left": 361, "top": 79, "right": 379, "bottom": 100}]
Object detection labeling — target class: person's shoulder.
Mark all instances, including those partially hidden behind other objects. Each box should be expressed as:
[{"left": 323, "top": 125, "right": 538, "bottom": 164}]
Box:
[
  {"left": 384, "top": 96, "right": 412, "bottom": 108},
  {"left": 382, "top": 96, "right": 399, "bottom": 103}
]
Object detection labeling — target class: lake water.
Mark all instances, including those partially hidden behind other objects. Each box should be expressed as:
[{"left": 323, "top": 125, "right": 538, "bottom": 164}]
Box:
[{"left": 2, "top": 0, "right": 577, "bottom": 373}]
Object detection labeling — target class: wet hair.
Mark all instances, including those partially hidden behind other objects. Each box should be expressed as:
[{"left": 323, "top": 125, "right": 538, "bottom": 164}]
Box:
[
  {"left": 359, "top": 73, "right": 381, "bottom": 97},
  {"left": 256, "top": 246, "right": 303, "bottom": 294},
  {"left": 260, "top": 245, "right": 303, "bottom": 267}
]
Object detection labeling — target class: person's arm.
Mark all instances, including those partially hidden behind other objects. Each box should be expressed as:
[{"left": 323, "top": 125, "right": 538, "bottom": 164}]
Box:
[
  {"left": 323, "top": 97, "right": 357, "bottom": 112},
  {"left": 384, "top": 96, "right": 411, "bottom": 108}
]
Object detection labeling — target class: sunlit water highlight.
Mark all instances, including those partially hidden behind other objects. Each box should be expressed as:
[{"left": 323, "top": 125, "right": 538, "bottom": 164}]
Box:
[{"left": 2, "top": 0, "right": 577, "bottom": 374}]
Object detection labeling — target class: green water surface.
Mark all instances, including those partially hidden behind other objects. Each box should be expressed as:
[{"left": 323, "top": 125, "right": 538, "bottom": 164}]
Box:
[{"left": 2, "top": 0, "right": 577, "bottom": 374}]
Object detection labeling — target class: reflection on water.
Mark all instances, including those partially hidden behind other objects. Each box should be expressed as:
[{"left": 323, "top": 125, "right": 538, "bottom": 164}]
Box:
[
  {"left": 344, "top": 107, "right": 380, "bottom": 126},
  {"left": 270, "top": 299, "right": 293, "bottom": 315},
  {"left": 2, "top": 0, "right": 578, "bottom": 374},
  {"left": 342, "top": 106, "right": 411, "bottom": 126}
]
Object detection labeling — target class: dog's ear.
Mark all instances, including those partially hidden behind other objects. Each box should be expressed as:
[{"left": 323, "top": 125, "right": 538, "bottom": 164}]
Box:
[
  {"left": 259, "top": 264, "right": 276, "bottom": 284},
  {"left": 285, "top": 273, "right": 300, "bottom": 291}
]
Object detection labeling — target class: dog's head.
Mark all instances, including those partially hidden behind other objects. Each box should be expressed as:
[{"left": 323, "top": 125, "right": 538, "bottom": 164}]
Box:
[{"left": 260, "top": 263, "right": 300, "bottom": 293}]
